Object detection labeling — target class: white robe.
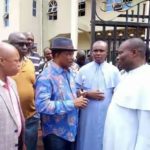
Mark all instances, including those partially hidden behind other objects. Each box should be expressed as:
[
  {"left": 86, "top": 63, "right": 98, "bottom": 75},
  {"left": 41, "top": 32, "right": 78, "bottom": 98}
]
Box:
[
  {"left": 103, "top": 64, "right": 150, "bottom": 150},
  {"left": 75, "top": 61, "right": 121, "bottom": 150}
]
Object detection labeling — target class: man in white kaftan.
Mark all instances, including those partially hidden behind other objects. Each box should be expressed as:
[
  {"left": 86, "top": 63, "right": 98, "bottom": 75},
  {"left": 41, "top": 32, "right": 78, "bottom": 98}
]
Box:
[
  {"left": 103, "top": 38, "right": 150, "bottom": 150},
  {"left": 76, "top": 41, "right": 121, "bottom": 150}
]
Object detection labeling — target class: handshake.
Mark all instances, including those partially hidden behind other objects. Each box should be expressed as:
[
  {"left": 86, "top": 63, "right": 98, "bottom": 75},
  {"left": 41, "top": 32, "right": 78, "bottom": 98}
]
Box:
[{"left": 74, "top": 90, "right": 105, "bottom": 109}]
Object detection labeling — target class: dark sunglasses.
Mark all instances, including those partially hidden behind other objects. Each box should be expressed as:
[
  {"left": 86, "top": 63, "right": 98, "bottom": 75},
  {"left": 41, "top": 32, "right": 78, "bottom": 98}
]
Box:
[{"left": 12, "top": 42, "right": 30, "bottom": 47}]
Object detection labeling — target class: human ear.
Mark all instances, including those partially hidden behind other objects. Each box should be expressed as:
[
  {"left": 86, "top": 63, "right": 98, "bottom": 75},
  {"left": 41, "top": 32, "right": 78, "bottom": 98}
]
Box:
[
  {"left": 0, "top": 57, "right": 3, "bottom": 62},
  {"left": 0, "top": 57, "right": 4, "bottom": 65},
  {"left": 132, "top": 49, "right": 137, "bottom": 56}
]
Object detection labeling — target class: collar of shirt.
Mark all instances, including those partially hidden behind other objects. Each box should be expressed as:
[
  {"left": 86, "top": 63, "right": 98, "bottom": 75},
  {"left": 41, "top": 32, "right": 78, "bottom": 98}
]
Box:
[
  {"left": 0, "top": 77, "right": 10, "bottom": 89},
  {"left": 93, "top": 61, "right": 106, "bottom": 67},
  {"left": 23, "top": 56, "right": 28, "bottom": 61},
  {"left": 0, "top": 79, "right": 5, "bottom": 87},
  {"left": 127, "top": 63, "right": 147, "bottom": 75},
  {"left": 51, "top": 60, "right": 71, "bottom": 74},
  {"left": 20, "top": 57, "right": 30, "bottom": 72}
]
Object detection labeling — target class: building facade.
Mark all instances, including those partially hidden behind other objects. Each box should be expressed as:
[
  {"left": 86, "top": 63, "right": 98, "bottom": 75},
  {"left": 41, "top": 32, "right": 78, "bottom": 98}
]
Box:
[
  {"left": 0, "top": 0, "right": 42, "bottom": 52},
  {"left": 0, "top": 0, "right": 149, "bottom": 54}
]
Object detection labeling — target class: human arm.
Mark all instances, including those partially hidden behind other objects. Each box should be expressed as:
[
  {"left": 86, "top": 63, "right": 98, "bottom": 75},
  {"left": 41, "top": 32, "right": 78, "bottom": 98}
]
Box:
[
  {"left": 77, "top": 89, "right": 105, "bottom": 100},
  {"left": 75, "top": 70, "right": 105, "bottom": 101},
  {"left": 35, "top": 75, "right": 88, "bottom": 115}
]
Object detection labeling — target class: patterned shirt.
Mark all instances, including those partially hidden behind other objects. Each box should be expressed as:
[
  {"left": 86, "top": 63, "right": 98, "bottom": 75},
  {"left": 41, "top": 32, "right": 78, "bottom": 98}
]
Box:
[{"left": 35, "top": 61, "right": 78, "bottom": 142}]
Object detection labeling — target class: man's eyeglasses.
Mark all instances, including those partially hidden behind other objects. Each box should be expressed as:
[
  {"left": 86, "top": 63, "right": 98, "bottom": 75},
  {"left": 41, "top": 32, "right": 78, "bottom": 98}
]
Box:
[{"left": 12, "top": 42, "right": 30, "bottom": 47}]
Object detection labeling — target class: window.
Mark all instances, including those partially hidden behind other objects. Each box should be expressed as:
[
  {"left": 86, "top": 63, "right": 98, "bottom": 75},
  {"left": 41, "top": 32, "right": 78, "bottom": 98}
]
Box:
[
  {"left": 78, "top": 0, "right": 86, "bottom": 16},
  {"left": 48, "top": 0, "right": 57, "bottom": 20},
  {"left": 32, "top": 0, "right": 36, "bottom": 16},
  {"left": 4, "top": 0, "right": 9, "bottom": 26}
]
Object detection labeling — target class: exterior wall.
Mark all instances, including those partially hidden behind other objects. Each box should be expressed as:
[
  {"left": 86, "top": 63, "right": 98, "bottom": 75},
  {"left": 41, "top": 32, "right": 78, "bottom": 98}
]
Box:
[
  {"left": 78, "top": 32, "right": 91, "bottom": 50},
  {"left": 78, "top": 0, "right": 91, "bottom": 33},
  {"left": 0, "top": 0, "right": 42, "bottom": 54},
  {"left": 0, "top": 0, "right": 20, "bottom": 41},
  {"left": 0, "top": 0, "right": 148, "bottom": 53},
  {"left": 42, "top": 0, "right": 72, "bottom": 49},
  {"left": 20, "top": 0, "right": 42, "bottom": 54},
  {"left": 42, "top": 0, "right": 92, "bottom": 50}
]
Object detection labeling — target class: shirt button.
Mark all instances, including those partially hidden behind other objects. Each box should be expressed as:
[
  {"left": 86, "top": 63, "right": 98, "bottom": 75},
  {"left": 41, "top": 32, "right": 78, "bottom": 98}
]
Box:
[
  {"left": 15, "top": 144, "right": 18, "bottom": 147},
  {"left": 14, "top": 129, "right": 18, "bottom": 133}
]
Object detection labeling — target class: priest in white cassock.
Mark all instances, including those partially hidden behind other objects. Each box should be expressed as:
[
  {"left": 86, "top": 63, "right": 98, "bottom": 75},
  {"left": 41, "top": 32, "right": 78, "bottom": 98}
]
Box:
[
  {"left": 103, "top": 38, "right": 150, "bottom": 150},
  {"left": 75, "top": 41, "right": 121, "bottom": 150}
]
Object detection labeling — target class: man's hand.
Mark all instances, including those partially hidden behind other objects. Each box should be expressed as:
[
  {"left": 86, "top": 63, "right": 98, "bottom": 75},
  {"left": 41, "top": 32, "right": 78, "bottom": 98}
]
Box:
[
  {"left": 74, "top": 96, "right": 88, "bottom": 109},
  {"left": 86, "top": 90, "right": 105, "bottom": 101},
  {"left": 77, "top": 90, "right": 87, "bottom": 97}
]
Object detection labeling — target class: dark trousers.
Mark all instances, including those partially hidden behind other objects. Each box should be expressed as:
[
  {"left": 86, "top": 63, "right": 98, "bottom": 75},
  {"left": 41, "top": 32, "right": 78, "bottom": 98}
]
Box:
[
  {"left": 25, "top": 115, "right": 39, "bottom": 150},
  {"left": 43, "top": 134, "right": 75, "bottom": 150}
]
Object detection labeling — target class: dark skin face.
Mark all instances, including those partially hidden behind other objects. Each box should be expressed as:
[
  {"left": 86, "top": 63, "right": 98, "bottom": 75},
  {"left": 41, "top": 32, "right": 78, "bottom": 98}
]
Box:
[
  {"left": 0, "top": 43, "right": 21, "bottom": 79},
  {"left": 1, "top": 51, "right": 20, "bottom": 76},
  {"left": 92, "top": 41, "right": 107, "bottom": 64},
  {"left": 116, "top": 42, "right": 136, "bottom": 71},
  {"left": 11, "top": 35, "right": 29, "bottom": 58},
  {"left": 25, "top": 33, "right": 34, "bottom": 50},
  {"left": 44, "top": 48, "right": 52, "bottom": 61},
  {"left": 54, "top": 51, "right": 74, "bottom": 69},
  {"left": 76, "top": 55, "right": 85, "bottom": 67}
]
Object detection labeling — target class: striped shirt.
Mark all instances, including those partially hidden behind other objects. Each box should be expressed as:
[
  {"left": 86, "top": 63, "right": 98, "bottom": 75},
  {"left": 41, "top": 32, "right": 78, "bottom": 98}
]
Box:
[{"left": 27, "top": 51, "right": 44, "bottom": 77}]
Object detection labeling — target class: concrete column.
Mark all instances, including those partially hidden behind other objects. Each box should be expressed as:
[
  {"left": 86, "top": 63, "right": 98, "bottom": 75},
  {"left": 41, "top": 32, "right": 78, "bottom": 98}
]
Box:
[
  {"left": 145, "top": 0, "right": 150, "bottom": 41},
  {"left": 71, "top": 0, "right": 78, "bottom": 49}
]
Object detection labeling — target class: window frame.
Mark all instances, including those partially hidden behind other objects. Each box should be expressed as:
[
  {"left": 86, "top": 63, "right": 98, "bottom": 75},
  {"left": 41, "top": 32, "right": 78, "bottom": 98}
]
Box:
[
  {"left": 4, "top": 0, "right": 9, "bottom": 27},
  {"left": 48, "top": 0, "right": 57, "bottom": 20},
  {"left": 78, "top": 0, "right": 86, "bottom": 17},
  {"left": 32, "top": 0, "right": 37, "bottom": 17}
]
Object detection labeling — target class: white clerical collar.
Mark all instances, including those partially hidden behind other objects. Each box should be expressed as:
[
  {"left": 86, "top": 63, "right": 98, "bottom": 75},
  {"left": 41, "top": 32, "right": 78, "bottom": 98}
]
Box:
[{"left": 94, "top": 61, "right": 106, "bottom": 67}]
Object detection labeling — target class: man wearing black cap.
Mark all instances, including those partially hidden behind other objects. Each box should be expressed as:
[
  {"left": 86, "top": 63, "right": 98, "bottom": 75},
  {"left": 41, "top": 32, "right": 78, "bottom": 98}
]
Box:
[{"left": 35, "top": 37, "right": 88, "bottom": 150}]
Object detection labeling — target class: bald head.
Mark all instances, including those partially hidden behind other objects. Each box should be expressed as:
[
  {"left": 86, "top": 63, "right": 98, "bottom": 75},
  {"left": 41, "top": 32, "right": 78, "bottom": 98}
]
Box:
[
  {"left": 23, "top": 32, "right": 34, "bottom": 50},
  {"left": 92, "top": 40, "right": 108, "bottom": 64},
  {"left": 0, "top": 42, "right": 20, "bottom": 79},
  {"left": 8, "top": 32, "right": 27, "bottom": 44},
  {"left": 93, "top": 41, "right": 108, "bottom": 51},
  {"left": 0, "top": 42, "right": 18, "bottom": 58},
  {"left": 117, "top": 38, "right": 146, "bottom": 71},
  {"left": 23, "top": 32, "right": 34, "bottom": 38},
  {"left": 77, "top": 50, "right": 85, "bottom": 58},
  {"left": 76, "top": 50, "right": 86, "bottom": 67},
  {"left": 121, "top": 38, "right": 146, "bottom": 57},
  {"left": 8, "top": 32, "right": 29, "bottom": 58}
]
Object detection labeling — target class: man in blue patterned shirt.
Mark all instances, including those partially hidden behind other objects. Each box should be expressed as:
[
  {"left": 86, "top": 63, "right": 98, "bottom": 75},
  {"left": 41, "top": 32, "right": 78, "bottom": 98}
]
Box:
[{"left": 35, "top": 37, "right": 88, "bottom": 150}]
